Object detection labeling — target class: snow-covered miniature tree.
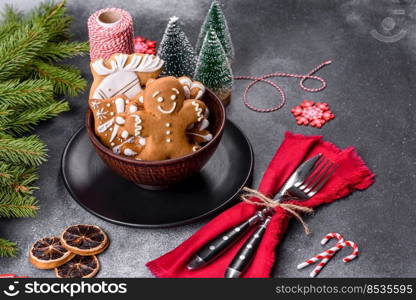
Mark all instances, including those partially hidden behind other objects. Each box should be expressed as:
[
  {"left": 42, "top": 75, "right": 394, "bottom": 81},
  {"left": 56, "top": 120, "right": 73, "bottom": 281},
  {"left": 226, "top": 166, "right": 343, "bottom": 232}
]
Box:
[{"left": 157, "top": 16, "right": 197, "bottom": 78}]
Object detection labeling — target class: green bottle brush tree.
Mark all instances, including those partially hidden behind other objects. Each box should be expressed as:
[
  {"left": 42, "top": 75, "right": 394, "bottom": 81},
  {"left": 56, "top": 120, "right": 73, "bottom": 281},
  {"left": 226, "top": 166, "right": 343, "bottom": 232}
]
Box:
[
  {"left": 0, "top": 1, "right": 88, "bottom": 257},
  {"left": 194, "top": 29, "right": 233, "bottom": 105}
]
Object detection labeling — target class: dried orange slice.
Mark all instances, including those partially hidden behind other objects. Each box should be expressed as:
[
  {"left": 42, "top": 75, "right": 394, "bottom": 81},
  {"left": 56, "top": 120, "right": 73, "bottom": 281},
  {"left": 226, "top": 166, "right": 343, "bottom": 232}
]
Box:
[
  {"left": 29, "top": 237, "right": 75, "bottom": 269},
  {"left": 60, "top": 224, "right": 109, "bottom": 255},
  {"left": 55, "top": 255, "right": 100, "bottom": 278}
]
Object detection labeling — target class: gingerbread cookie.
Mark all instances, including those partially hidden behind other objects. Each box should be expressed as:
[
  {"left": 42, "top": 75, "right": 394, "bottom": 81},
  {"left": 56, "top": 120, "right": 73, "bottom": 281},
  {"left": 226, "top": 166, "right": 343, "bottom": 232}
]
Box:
[
  {"left": 89, "top": 53, "right": 164, "bottom": 101},
  {"left": 178, "top": 76, "right": 212, "bottom": 142},
  {"left": 122, "top": 76, "right": 209, "bottom": 160},
  {"left": 89, "top": 95, "right": 144, "bottom": 157}
]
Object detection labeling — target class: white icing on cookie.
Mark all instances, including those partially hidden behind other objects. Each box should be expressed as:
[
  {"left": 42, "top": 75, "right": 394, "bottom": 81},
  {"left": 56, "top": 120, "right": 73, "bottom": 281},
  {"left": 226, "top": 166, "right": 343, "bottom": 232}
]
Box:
[
  {"left": 115, "top": 116, "right": 125, "bottom": 125},
  {"left": 115, "top": 97, "right": 125, "bottom": 113},
  {"left": 109, "top": 124, "right": 120, "bottom": 142},
  {"left": 192, "top": 101, "right": 204, "bottom": 121},
  {"left": 97, "top": 118, "right": 114, "bottom": 133},
  {"left": 91, "top": 100, "right": 100, "bottom": 109},
  {"left": 124, "top": 148, "right": 137, "bottom": 156},
  {"left": 172, "top": 88, "right": 180, "bottom": 94},
  {"left": 121, "top": 130, "right": 129, "bottom": 139},
  {"left": 138, "top": 137, "right": 146, "bottom": 145},
  {"left": 182, "top": 86, "right": 191, "bottom": 99},
  {"left": 158, "top": 102, "right": 176, "bottom": 114},
  {"left": 198, "top": 118, "right": 209, "bottom": 130},
  {"left": 187, "top": 132, "right": 213, "bottom": 142},
  {"left": 96, "top": 108, "right": 108, "bottom": 120},
  {"left": 112, "top": 137, "right": 134, "bottom": 154},
  {"left": 133, "top": 115, "right": 142, "bottom": 136},
  {"left": 129, "top": 104, "right": 138, "bottom": 113}
]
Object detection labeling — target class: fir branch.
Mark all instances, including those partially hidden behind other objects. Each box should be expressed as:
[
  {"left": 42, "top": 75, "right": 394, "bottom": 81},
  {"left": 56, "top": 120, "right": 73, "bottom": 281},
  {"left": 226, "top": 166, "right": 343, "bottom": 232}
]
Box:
[
  {"left": 0, "top": 104, "right": 11, "bottom": 127},
  {"left": 0, "top": 5, "right": 23, "bottom": 40},
  {"left": 0, "top": 238, "right": 17, "bottom": 257},
  {"left": 0, "top": 23, "right": 49, "bottom": 81},
  {"left": 39, "top": 41, "right": 89, "bottom": 62},
  {"left": 29, "top": 1, "right": 72, "bottom": 42},
  {"left": 32, "top": 61, "right": 86, "bottom": 96},
  {"left": 0, "top": 134, "right": 46, "bottom": 167},
  {"left": 0, "top": 79, "right": 54, "bottom": 108},
  {"left": 0, "top": 192, "right": 38, "bottom": 218},
  {"left": 0, "top": 4, "right": 23, "bottom": 26},
  {"left": 0, "top": 164, "right": 38, "bottom": 195},
  {"left": 4, "top": 100, "right": 69, "bottom": 134},
  {"left": 13, "top": 167, "right": 39, "bottom": 194},
  {"left": 0, "top": 162, "right": 27, "bottom": 186}
]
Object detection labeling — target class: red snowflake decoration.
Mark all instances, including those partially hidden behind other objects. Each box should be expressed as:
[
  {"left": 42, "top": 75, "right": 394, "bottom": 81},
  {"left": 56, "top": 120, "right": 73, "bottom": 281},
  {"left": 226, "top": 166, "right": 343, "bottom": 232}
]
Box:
[
  {"left": 133, "top": 36, "right": 157, "bottom": 55},
  {"left": 291, "top": 100, "right": 335, "bottom": 128}
]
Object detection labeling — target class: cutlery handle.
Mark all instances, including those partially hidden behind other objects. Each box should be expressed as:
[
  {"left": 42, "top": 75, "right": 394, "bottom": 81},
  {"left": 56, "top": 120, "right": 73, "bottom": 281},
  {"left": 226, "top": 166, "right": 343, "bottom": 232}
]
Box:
[
  {"left": 187, "top": 209, "right": 269, "bottom": 270},
  {"left": 225, "top": 216, "right": 272, "bottom": 278}
]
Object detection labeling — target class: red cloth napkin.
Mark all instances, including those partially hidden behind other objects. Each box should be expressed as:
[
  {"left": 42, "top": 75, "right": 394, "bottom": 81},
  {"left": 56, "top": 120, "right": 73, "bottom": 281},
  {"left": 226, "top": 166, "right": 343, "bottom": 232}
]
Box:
[{"left": 146, "top": 132, "right": 375, "bottom": 278}]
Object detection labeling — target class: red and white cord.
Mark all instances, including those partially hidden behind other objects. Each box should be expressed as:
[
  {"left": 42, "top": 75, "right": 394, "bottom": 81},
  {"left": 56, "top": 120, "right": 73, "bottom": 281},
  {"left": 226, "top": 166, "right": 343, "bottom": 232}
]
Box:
[{"left": 234, "top": 60, "right": 332, "bottom": 113}]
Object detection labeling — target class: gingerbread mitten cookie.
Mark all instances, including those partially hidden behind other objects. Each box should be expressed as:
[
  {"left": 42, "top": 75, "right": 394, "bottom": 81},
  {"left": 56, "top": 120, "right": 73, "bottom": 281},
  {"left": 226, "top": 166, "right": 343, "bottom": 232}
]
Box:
[{"left": 90, "top": 53, "right": 164, "bottom": 101}]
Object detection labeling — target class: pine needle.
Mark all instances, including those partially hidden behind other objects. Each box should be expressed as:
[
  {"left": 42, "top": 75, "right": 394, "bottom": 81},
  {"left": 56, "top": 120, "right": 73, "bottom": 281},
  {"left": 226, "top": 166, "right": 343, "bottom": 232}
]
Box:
[
  {"left": 5, "top": 100, "right": 70, "bottom": 134},
  {"left": 0, "top": 192, "right": 38, "bottom": 218},
  {"left": 32, "top": 61, "right": 86, "bottom": 96},
  {"left": 39, "top": 41, "right": 89, "bottom": 62},
  {"left": 0, "top": 238, "right": 17, "bottom": 257},
  {"left": 0, "top": 162, "right": 27, "bottom": 186},
  {"left": 0, "top": 79, "right": 54, "bottom": 107},
  {"left": 0, "top": 134, "right": 47, "bottom": 167},
  {"left": 0, "top": 23, "right": 49, "bottom": 81}
]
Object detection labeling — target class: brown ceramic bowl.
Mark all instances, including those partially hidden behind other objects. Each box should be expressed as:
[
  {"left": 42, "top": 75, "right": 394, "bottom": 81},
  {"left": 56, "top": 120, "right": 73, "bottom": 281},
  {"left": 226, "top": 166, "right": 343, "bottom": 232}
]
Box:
[{"left": 86, "top": 89, "right": 226, "bottom": 189}]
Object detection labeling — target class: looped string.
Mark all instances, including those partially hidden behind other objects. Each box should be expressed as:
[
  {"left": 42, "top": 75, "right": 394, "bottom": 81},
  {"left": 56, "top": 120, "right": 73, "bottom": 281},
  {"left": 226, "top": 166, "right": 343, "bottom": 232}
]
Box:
[
  {"left": 240, "top": 187, "right": 314, "bottom": 234},
  {"left": 234, "top": 60, "right": 332, "bottom": 113}
]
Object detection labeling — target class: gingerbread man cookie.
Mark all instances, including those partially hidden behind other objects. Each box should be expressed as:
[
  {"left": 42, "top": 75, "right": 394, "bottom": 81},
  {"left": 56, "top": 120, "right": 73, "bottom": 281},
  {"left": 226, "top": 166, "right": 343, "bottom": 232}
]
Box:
[
  {"left": 90, "top": 53, "right": 164, "bottom": 101},
  {"left": 89, "top": 95, "right": 144, "bottom": 157},
  {"left": 122, "top": 76, "right": 208, "bottom": 161},
  {"left": 177, "top": 76, "right": 212, "bottom": 143}
]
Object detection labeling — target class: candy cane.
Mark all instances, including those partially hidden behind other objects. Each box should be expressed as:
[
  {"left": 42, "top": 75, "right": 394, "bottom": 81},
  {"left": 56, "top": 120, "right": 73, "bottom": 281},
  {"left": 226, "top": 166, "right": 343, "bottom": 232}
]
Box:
[
  {"left": 321, "top": 232, "right": 345, "bottom": 245},
  {"left": 298, "top": 233, "right": 359, "bottom": 277},
  {"left": 308, "top": 232, "right": 346, "bottom": 277},
  {"left": 341, "top": 241, "right": 359, "bottom": 263},
  {"left": 298, "top": 232, "right": 344, "bottom": 269}
]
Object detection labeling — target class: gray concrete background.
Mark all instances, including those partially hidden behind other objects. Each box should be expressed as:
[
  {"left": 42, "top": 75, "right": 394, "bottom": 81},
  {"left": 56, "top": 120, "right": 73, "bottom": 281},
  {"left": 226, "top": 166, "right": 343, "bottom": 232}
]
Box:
[{"left": 0, "top": 0, "right": 415, "bottom": 277}]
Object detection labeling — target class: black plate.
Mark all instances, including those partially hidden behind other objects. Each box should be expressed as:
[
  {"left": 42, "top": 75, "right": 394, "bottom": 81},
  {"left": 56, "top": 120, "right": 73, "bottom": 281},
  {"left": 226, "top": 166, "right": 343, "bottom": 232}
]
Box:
[{"left": 61, "top": 121, "right": 254, "bottom": 228}]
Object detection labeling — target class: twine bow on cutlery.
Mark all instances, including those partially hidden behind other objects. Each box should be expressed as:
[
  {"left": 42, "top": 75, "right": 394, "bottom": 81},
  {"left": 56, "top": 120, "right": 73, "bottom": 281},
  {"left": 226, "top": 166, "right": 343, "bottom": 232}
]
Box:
[{"left": 240, "top": 187, "right": 314, "bottom": 234}]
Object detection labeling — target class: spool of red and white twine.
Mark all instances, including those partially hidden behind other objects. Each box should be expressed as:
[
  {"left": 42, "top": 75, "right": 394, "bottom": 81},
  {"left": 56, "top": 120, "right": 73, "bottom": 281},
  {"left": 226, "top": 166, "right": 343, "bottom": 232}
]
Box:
[{"left": 87, "top": 8, "right": 134, "bottom": 60}]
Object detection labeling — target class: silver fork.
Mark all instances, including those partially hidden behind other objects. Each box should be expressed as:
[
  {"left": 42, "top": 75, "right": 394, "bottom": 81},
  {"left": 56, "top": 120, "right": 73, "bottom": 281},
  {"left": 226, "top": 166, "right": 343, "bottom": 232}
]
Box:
[{"left": 225, "top": 155, "right": 338, "bottom": 278}]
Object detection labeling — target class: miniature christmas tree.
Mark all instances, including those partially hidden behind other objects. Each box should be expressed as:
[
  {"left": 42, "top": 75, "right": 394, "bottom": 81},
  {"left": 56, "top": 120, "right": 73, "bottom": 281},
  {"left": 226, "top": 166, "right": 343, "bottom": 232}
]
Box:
[
  {"left": 0, "top": 1, "right": 87, "bottom": 257},
  {"left": 196, "top": 0, "right": 234, "bottom": 61},
  {"left": 157, "top": 16, "right": 197, "bottom": 78},
  {"left": 194, "top": 30, "right": 233, "bottom": 104}
]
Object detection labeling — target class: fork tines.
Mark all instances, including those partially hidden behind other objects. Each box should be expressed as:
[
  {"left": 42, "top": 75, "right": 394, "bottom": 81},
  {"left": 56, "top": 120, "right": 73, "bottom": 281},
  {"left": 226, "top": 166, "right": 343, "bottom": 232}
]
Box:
[{"left": 297, "top": 155, "right": 338, "bottom": 197}]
